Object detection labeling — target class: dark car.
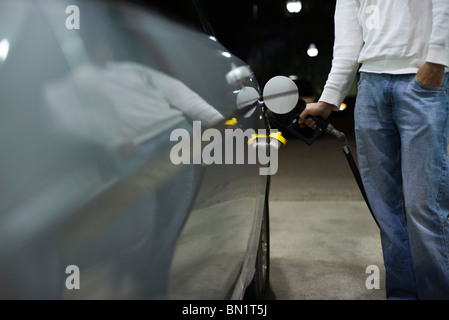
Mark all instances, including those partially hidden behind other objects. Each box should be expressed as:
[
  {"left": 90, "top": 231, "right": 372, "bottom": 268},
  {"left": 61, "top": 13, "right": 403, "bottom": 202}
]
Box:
[{"left": 0, "top": 0, "right": 273, "bottom": 299}]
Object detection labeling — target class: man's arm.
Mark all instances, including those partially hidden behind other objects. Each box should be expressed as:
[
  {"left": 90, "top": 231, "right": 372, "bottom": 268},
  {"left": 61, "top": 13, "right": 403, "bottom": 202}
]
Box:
[{"left": 299, "top": 0, "right": 363, "bottom": 128}]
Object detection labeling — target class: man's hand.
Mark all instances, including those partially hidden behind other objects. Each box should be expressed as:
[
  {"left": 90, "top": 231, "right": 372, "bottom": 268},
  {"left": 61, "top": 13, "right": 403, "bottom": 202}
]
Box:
[
  {"left": 298, "top": 101, "right": 334, "bottom": 130},
  {"left": 416, "top": 62, "right": 445, "bottom": 88}
]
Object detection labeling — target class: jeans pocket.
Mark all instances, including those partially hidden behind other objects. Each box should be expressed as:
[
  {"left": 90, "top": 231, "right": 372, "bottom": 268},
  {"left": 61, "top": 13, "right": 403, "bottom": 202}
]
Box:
[{"left": 413, "top": 76, "right": 446, "bottom": 92}]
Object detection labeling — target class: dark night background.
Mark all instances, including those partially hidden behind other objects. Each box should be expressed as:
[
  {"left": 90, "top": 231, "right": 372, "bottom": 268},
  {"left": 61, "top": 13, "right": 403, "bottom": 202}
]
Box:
[{"left": 201, "top": 0, "right": 337, "bottom": 97}]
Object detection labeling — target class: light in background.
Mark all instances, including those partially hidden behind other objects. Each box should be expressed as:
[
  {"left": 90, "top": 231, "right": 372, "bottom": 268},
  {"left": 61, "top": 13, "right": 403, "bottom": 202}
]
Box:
[
  {"left": 286, "top": 1, "right": 302, "bottom": 13},
  {"left": 307, "top": 43, "right": 318, "bottom": 57}
]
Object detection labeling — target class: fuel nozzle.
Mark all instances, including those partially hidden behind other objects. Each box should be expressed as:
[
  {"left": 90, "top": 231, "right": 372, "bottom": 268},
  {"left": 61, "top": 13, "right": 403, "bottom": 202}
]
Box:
[
  {"left": 269, "top": 97, "right": 305, "bottom": 129},
  {"left": 263, "top": 76, "right": 322, "bottom": 145}
]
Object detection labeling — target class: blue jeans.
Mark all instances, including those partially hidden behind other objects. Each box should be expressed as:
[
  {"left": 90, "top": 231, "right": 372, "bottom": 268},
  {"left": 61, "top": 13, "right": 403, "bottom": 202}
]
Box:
[{"left": 355, "top": 72, "right": 449, "bottom": 299}]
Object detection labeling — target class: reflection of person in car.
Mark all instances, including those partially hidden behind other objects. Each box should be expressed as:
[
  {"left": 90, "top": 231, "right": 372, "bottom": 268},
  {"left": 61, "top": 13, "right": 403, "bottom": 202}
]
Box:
[
  {"left": 44, "top": 45, "right": 224, "bottom": 298},
  {"left": 45, "top": 51, "right": 224, "bottom": 162}
]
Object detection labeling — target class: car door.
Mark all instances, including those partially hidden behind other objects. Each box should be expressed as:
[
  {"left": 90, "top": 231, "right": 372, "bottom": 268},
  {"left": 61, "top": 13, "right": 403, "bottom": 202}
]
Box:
[{"left": 0, "top": 0, "right": 269, "bottom": 299}]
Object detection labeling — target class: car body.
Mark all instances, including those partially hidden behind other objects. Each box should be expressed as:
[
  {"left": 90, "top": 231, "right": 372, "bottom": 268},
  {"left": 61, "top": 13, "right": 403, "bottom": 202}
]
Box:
[{"left": 0, "top": 0, "right": 271, "bottom": 299}]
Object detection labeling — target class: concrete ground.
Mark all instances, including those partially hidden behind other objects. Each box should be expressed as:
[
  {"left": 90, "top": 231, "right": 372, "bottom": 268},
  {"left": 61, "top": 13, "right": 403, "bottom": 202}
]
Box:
[{"left": 266, "top": 129, "right": 386, "bottom": 300}]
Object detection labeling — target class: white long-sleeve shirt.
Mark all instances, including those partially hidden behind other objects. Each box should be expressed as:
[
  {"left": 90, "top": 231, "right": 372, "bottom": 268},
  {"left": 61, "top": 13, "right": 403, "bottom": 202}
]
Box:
[{"left": 320, "top": 0, "right": 449, "bottom": 108}]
